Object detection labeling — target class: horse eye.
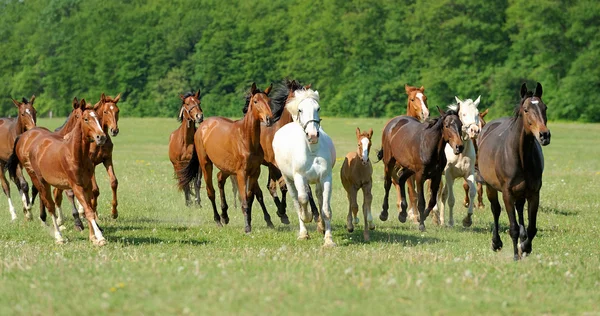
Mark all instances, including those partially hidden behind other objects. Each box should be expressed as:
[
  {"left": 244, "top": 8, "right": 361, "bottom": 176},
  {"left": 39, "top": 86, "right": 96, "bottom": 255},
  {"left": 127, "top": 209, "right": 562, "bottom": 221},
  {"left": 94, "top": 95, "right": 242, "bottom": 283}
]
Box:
[
  {"left": 84, "top": 118, "right": 89, "bottom": 122},
  {"left": 298, "top": 109, "right": 302, "bottom": 113}
]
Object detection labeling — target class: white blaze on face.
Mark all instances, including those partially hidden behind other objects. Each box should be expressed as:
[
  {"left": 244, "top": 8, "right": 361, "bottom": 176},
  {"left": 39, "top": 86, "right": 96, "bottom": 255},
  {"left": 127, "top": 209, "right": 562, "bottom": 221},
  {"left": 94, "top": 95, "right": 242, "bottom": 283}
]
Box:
[
  {"left": 89, "top": 112, "right": 103, "bottom": 130},
  {"left": 110, "top": 105, "right": 114, "bottom": 110},
  {"left": 25, "top": 109, "right": 31, "bottom": 114},
  {"left": 360, "top": 137, "right": 369, "bottom": 162},
  {"left": 299, "top": 98, "right": 320, "bottom": 144},
  {"left": 416, "top": 92, "right": 429, "bottom": 120},
  {"left": 531, "top": 100, "right": 539, "bottom": 104}
]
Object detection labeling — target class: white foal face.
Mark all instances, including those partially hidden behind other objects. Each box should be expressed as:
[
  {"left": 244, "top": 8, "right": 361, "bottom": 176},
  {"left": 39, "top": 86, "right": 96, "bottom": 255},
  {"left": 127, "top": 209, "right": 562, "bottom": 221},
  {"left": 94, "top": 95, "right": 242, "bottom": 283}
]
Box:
[
  {"left": 359, "top": 137, "right": 370, "bottom": 164},
  {"left": 455, "top": 96, "right": 481, "bottom": 140},
  {"left": 297, "top": 98, "right": 321, "bottom": 144}
]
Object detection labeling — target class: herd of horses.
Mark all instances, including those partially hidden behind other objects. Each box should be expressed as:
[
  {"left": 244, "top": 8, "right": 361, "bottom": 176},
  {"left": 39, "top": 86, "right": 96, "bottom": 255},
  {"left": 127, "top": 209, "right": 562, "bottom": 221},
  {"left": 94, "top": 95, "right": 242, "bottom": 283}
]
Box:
[{"left": 0, "top": 80, "right": 550, "bottom": 260}]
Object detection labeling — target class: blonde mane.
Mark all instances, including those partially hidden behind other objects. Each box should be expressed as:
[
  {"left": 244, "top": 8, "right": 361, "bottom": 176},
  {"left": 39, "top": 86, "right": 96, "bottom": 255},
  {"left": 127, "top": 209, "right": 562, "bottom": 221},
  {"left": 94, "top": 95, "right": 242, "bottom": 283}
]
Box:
[{"left": 285, "top": 89, "right": 320, "bottom": 117}]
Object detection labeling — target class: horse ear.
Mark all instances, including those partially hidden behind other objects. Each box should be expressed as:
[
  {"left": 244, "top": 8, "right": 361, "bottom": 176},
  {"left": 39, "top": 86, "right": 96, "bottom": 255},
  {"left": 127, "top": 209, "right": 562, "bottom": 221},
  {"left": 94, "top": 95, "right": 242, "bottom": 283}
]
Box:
[
  {"left": 80, "top": 99, "right": 86, "bottom": 109},
  {"left": 22, "top": 97, "right": 28, "bottom": 104},
  {"left": 113, "top": 93, "right": 121, "bottom": 103},
  {"left": 251, "top": 82, "right": 257, "bottom": 94},
  {"left": 11, "top": 98, "right": 20, "bottom": 107},
  {"left": 474, "top": 95, "right": 481, "bottom": 108},
  {"left": 29, "top": 95, "right": 35, "bottom": 104},
  {"left": 404, "top": 84, "right": 411, "bottom": 94},
  {"left": 195, "top": 89, "right": 201, "bottom": 99},
  {"left": 264, "top": 83, "right": 273, "bottom": 95},
  {"left": 72, "top": 97, "right": 79, "bottom": 109},
  {"left": 356, "top": 127, "right": 361, "bottom": 139},
  {"left": 419, "top": 86, "right": 425, "bottom": 92},
  {"left": 437, "top": 105, "right": 445, "bottom": 116},
  {"left": 368, "top": 128, "right": 373, "bottom": 139},
  {"left": 304, "top": 83, "right": 312, "bottom": 90},
  {"left": 454, "top": 96, "right": 462, "bottom": 104},
  {"left": 480, "top": 108, "right": 489, "bottom": 118},
  {"left": 101, "top": 93, "right": 106, "bottom": 103},
  {"left": 520, "top": 83, "right": 528, "bottom": 99},
  {"left": 534, "top": 82, "right": 543, "bottom": 98}
]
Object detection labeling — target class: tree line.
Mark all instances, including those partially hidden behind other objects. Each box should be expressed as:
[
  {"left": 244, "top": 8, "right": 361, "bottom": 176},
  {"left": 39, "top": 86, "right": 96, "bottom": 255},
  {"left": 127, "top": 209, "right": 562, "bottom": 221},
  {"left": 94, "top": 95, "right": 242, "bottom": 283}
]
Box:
[{"left": 1, "top": 0, "right": 598, "bottom": 121}]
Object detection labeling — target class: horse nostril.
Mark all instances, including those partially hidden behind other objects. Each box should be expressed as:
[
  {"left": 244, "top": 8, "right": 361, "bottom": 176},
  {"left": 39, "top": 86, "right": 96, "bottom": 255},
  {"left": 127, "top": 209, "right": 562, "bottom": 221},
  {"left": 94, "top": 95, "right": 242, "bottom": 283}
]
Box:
[{"left": 316, "top": 131, "right": 320, "bottom": 137}]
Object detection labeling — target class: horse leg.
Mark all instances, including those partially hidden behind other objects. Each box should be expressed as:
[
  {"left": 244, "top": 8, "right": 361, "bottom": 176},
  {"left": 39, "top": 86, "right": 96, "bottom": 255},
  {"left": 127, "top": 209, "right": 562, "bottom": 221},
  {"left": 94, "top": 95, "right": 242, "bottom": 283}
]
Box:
[
  {"left": 202, "top": 162, "right": 222, "bottom": 226},
  {"left": 252, "top": 178, "right": 273, "bottom": 229},
  {"left": 16, "top": 166, "right": 32, "bottom": 217},
  {"left": 462, "top": 174, "right": 476, "bottom": 228},
  {"left": 103, "top": 159, "right": 119, "bottom": 219},
  {"left": 194, "top": 172, "right": 202, "bottom": 206},
  {"left": 32, "top": 177, "right": 65, "bottom": 244},
  {"left": 0, "top": 164, "right": 18, "bottom": 221},
  {"left": 407, "top": 175, "right": 419, "bottom": 223},
  {"left": 486, "top": 185, "right": 503, "bottom": 251},
  {"left": 72, "top": 185, "right": 105, "bottom": 246},
  {"left": 445, "top": 173, "right": 456, "bottom": 227},
  {"left": 501, "top": 190, "right": 520, "bottom": 260},
  {"left": 362, "top": 182, "right": 375, "bottom": 241},
  {"left": 293, "top": 173, "right": 312, "bottom": 224},
  {"left": 183, "top": 181, "right": 192, "bottom": 206},
  {"left": 515, "top": 197, "right": 526, "bottom": 244},
  {"left": 314, "top": 183, "right": 325, "bottom": 235},
  {"left": 278, "top": 176, "right": 289, "bottom": 223},
  {"left": 462, "top": 180, "right": 470, "bottom": 208},
  {"left": 64, "top": 189, "right": 84, "bottom": 231},
  {"left": 414, "top": 174, "right": 427, "bottom": 232},
  {"left": 285, "top": 175, "right": 309, "bottom": 240},
  {"left": 90, "top": 173, "right": 100, "bottom": 220},
  {"left": 345, "top": 186, "right": 358, "bottom": 233},
  {"left": 307, "top": 185, "right": 320, "bottom": 222},
  {"left": 235, "top": 172, "right": 252, "bottom": 233},
  {"left": 476, "top": 181, "right": 485, "bottom": 209},
  {"left": 30, "top": 186, "right": 46, "bottom": 224},
  {"left": 216, "top": 171, "right": 230, "bottom": 225},
  {"left": 320, "top": 176, "right": 335, "bottom": 247},
  {"left": 396, "top": 169, "right": 413, "bottom": 223},
  {"left": 52, "top": 187, "right": 66, "bottom": 229},
  {"left": 424, "top": 174, "right": 442, "bottom": 228},
  {"left": 231, "top": 176, "right": 238, "bottom": 209},
  {"left": 379, "top": 162, "right": 394, "bottom": 221},
  {"left": 521, "top": 193, "right": 539, "bottom": 256},
  {"left": 267, "top": 165, "right": 289, "bottom": 224},
  {"left": 432, "top": 176, "right": 445, "bottom": 226}
]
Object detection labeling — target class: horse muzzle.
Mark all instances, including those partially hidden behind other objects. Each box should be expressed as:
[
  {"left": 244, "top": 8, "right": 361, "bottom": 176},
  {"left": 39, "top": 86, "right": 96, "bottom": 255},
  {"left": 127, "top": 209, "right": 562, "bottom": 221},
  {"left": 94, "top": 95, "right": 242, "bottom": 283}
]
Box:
[
  {"left": 110, "top": 127, "right": 119, "bottom": 137},
  {"left": 195, "top": 114, "right": 204, "bottom": 124},
  {"left": 538, "top": 130, "right": 551, "bottom": 146},
  {"left": 454, "top": 144, "right": 464, "bottom": 155},
  {"left": 95, "top": 134, "right": 107, "bottom": 146},
  {"left": 307, "top": 133, "right": 319, "bottom": 144},
  {"left": 265, "top": 116, "right": 273, "bottom": 127}
]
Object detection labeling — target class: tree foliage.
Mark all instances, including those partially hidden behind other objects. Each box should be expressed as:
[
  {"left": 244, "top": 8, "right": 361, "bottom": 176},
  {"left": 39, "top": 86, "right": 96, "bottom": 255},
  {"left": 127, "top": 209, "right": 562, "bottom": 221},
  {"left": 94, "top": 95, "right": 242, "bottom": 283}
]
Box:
[{"left": 1, "top": 0, "right": 598, "bottom": 121}]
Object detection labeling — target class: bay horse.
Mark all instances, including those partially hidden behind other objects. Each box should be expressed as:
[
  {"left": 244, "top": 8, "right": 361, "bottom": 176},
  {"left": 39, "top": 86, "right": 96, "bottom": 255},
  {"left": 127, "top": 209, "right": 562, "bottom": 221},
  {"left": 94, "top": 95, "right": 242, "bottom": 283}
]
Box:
[
  {"left": 434, "top": 96, "right": 481, "bottom": 227},
  {"left": 178, "top": 83, "right": 274, "bottom": 233},
  {"left": 340, "top": 127, "right": 375, "bottom": 241},
  {"left": 462, "top": 108, "right": 489, "bottom": 209},
  {"left": 0, "top": 96, "right": 37, "bottom": 221},
  {"left": 273, "top": 88, "right": 337, "bottom": 247},
  {"left": 379, "top": 84, "right": 430, "bottom": 223},
  {"left": 7, "top": 99, "right": 108, "bottom": 245},
  {"left": 377, "top": 107, "right": 463, "bottom": 232},
  {"left": 169, "top": 90, "right": 204, "bottom": 206},
  {"left": 478, "top": 82, "right": 550, "bottom": 260}
]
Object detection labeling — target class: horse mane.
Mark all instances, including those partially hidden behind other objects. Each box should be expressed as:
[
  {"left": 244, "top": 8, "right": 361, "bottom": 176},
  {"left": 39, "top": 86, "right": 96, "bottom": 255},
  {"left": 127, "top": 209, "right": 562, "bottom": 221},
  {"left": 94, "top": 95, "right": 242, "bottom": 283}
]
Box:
[
  {"left": 425, "top": 109, "right": 458, "bottom": 129},
  {"left": 55, "top": 111, "right": 74, "bottom": 132},
  {"left": 270, "top": 79, "right": 305, "bottom": 122},
  {"left": 177, "top": 91, "right": 196, "bottom": 122},
  {"left": 512, "top": 90, "right": 534, "bottom": 120},
  {"left": 285, "top": 89, "right": 320, "bottom": 118}
]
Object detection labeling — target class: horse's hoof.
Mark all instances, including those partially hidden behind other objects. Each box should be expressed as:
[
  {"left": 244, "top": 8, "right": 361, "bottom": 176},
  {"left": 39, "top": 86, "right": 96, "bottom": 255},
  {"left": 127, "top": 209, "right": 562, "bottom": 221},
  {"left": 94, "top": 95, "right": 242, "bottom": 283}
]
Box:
[
  {"left": 353, "top": 217, "right": 359, "bottom": 225},
  {"left": 368, "top": 222, "right": 375, "bottom": 231},
  {"left": 477, "top": 203, "right": 485, "bottom": 209},
  {"left": 492, "top": 239, "right": 503, "bottom": 252},
  {"left": 462, "top": 215, "right": 473, "bottom": 228},
  {"left": 463, "top": 201, "right": 469, "bottom": 208},
  {"left": 280, "top": 216, "right": 290, "bottom": 225},
  {"left": 244, "top": 226, "right": 252, "bottom": 234},
  {"left": 347, "top": 226, "right": 354, "bottom": 233},
  {"left": 58, "top": 225, "right": 67, "bottom": 231},
  {"left": 363, "top": 232, "right": 370, "bottom": 242},
  {"left": 93, "top": 238, "right": 107, "bottom": 246},
  {"left": 215, "top": 220, "right": 223, "bottom": 228},
  {"left": 448, "top": 220, "right": 455, "bottom": 228},
  {"left": 418, "top": 223, "right": 426, "bottom": 232},
  {"left": 398, "top": 212, "right": 407, "bottom": 223},
  {"left": 297, "top": 232, "right": 310, "bottom": 240},
  {"left": 266, "top": 222, "right": 275, "bottom": 229},
  {"left": 55, "top": 239, "right": 66, "bottom": 245},
  {"left": 322, "top": 240, "right": 336, "bottom": 248},
  {"left": 379, "top": 211, "right": 388, "bottom": 222},
  {"left": 25, "top": 214, "right": 33, "bottom": 221},
  {"left": 221, "top": 216, "right": 230, "bottom": 225},
  {"left": 111, "top": 211, "right": 118, "bottom": 219}
]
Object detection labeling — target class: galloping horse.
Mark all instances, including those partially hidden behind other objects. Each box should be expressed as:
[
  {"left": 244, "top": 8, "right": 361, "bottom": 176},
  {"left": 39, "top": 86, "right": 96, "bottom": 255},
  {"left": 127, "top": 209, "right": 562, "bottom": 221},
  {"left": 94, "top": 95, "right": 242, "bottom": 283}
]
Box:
[
  {"left": 273, "top": 88, "right": 337, "bottom": 247},
  {"left": 178, "top": 83, "right": 274, "bottom": 233},
  {"left": 434, "top": 96, "right": 481, "bottom": 227},
  {"left": 380, "top": 84, "right": 430, "bottom": 224},
  {"left": 462, "top": 108, "right": 489, "bottom": 209},
  {"left": 340, "top": 127, "right": 375, "bottom": 241},
  {"left": 0, "top": 96, "right": 37, "bottom": 221},
  {"left": 169, "top": 90, "right": 204, "bottom": 206},
  {"left": 478, "top": 82, "right": 550, "bottom": 260},
  {"left": 377, "top": 108, "right": 463, "bottom": 231},
  {"left": 8, "top": 99, "right": 108, "bottom": 245}
]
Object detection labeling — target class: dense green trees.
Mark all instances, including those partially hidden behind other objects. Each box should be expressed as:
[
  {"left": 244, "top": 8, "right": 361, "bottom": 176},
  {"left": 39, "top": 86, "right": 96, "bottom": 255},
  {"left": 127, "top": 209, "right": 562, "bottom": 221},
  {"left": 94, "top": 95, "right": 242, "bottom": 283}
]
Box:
[{"left": 1, "top": 0, "right": 598, "bottom": 121}]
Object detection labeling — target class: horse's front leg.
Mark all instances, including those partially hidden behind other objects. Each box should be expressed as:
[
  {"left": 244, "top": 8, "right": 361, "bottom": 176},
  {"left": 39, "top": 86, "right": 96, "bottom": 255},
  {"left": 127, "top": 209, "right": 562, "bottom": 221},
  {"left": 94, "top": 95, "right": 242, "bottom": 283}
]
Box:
[
  {"left": 52, "top": 187, "right": 66, "bottom": 229},
  {"left": 0, "top": 164, "right": 18, "bottom": 221},
  {"left": 345, "top": 186, "right": 358, "bottom": 233},
  {"left": 501, "top": 190, "right": 520, "bottom": 260},
  {"left": 320, "top": 175, "right": 335, "bottom": 247},
  {"left": 445, "top": 172, "right": 456, "bottom": 227},
  {"left": 362, "top": 181, "right": 375, "bottom": 241},
  {"left": 521, "top": 192, "right": 540, "bottom": 256},
  {"left": 462, "top": 173, "right": 476, "bottom": 227},
  {"left": 285, "top": 175, "right": 309, "bottom": 240},
  {"left": 293, "top": 173, "right": 311, "bottom": 224},
  {"left": 235, "top": 172, "right": 252, "bottom": 234},
  {"left": 72, "top": 184, "right": 106, "bottom": 246},
  {"left": 396, "top": 169, "right": 414, "bottom": 223},
  {"left": 65, "top": 189, "right": 84, "bottom": 231},
  {"left": 379, "top": 160, "right": 394, "bottom": 221},
  {"left": 216, "top": 171, "right": 230, "bottom": 223},
  {"left": 103, "top": 159, "right": 119, "bottom": 219},
  {"left": 415, "top": 174, "right": 427, "bottom": 232},
  {"left": 251, "top": 175, "right": 274, "bottom": 229}
]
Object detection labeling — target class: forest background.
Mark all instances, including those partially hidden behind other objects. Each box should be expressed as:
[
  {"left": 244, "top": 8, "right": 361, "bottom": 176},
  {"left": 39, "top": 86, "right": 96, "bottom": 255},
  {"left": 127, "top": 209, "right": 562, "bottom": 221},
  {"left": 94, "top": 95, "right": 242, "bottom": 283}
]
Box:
[{"left": 1, "top": 0, "right": 598, "bottom": 121}]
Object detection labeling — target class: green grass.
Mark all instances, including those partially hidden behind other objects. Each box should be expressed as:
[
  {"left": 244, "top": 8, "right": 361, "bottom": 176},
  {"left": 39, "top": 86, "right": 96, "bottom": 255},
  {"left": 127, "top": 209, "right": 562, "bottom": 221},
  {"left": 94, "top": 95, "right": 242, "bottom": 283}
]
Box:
[{"left": 1, "top": 117, "right": 599, "bottom": 315}]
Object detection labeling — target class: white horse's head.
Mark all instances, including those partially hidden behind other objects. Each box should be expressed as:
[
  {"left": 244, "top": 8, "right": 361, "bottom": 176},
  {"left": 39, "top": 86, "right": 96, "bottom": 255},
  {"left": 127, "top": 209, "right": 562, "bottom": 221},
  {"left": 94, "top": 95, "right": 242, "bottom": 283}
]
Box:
[
  {"left": 451, "top": 96, "right": 481, "bottom": 140},
  {"left": 286, "top": 89, "right": 321, "bottom": 144}
]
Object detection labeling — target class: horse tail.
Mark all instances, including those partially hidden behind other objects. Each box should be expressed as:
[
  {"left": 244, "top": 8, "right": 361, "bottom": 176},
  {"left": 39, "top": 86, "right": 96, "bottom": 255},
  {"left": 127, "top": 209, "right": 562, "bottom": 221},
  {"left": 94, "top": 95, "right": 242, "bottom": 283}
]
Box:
[
  {"left": 7, "top": 136, "right": 22, "bottom": 182},
  {"left": 374, "top": 147, "right": 383, "bottom": 163},
  {"left": 177, "top": 147, "right": 200, "bottom": 191}
]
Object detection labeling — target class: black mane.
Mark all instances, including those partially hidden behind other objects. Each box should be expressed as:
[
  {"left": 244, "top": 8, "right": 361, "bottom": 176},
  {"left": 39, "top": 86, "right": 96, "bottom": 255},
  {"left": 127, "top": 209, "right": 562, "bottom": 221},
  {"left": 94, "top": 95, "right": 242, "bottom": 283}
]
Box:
[
  {"left": 425, "top": 109, "right": 458, "bottom": 129},
  {"left": 242, "top": 79, "right": 301, "bottom": 122}
]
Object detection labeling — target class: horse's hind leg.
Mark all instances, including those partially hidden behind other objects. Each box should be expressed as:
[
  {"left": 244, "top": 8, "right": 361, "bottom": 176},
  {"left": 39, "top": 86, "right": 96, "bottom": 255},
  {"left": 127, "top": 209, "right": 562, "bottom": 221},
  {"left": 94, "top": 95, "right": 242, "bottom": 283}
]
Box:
[
  {"left": 396, "top": 169, "right": 413, "bottom": 223},
  {"left": 216, "top": 171, "right": 230, "bottom": 223},
  {"left": 486, "top": 185, "right": 503, "bottom": 252},
  {"left": 252, "top": 183, "right": 274, "bottom": 229},
  {"left": 32, "top": 186, "right": 47, "bottom": 224},
  {"left": 235, "top": 172, "right": 252, "bottom": 234},
  {"left": 307, "top": 185, "right": 319, "bottom": 223},
  {"left": 193, "top": 173, "right": 201, "bottom": 206},
  {"left": 52, "top": 187, "right": 66, "bottom": 229},
  {"left": 462, "top": 174, "right": 476, "bottom": 228},
  {"left": 286, "top": 175, "right": 309, "bottom": 240},
  {"left": 267, "top": 166, "right": 289, "bottom": 224},
  {"left": 463, "top": 179, "right": 470, "bottom": 208},
  {"left": 445, "top": 173, "right": 456, "bottom": 227},
  {"left": 102, "top": 158, "right": 119, "bottom": 219},
  {"left": 423, "top": 174, "right": 442, "bottom": 231},
  {"left": 183, "top": 181, "right": 192, "bottom": 206},
  {"left": 476, "top": 181, "right": 485, "bottom": 209},
  {"left": 0, "top": 164, "right": 18, "bottom": 221},
  {"left": 65, "top": 189, "right": 84, "bottom": 231},
  {"left": 406, "top": 175, "right": 419, "bottom": 223},
  {"left": 379, "top": 161, "right": 394, "bottom": 221},
  {"left": 16, "top": 166, "right": 32, "bottom": 218},
  {"left": 515, "top": 197, "right": 526, "bottom": 244},
  {"left": 33, "top": 178, "right": 65, "bottom": 244},
  {"left": 202, "top": 163, "right": 222, "bottom": 226}
]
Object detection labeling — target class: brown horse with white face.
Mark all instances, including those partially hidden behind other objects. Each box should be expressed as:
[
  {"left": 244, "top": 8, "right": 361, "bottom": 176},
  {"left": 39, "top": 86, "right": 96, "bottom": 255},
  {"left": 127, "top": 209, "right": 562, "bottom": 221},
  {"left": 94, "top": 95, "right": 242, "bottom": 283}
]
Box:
[
  {"left": 377, "top": 107, "right": 463, "bottom": 232},
  {"left": 341, "top": 127, "right": 375, "bottom": 241},
  {"left": 7, "top": 99, "right": 107, "bottom": 245},
  {"left": 169, "top": 90, "right": 204, "bottom": 206},
  {"left": 0, "top": 96, "right": 37, "bottom": 221},
  {"left": 478, "top": 82, "right": 550, "bottom": 260},
  {"left": 178, "top": 83, "right": 274, "bottom": 233}
]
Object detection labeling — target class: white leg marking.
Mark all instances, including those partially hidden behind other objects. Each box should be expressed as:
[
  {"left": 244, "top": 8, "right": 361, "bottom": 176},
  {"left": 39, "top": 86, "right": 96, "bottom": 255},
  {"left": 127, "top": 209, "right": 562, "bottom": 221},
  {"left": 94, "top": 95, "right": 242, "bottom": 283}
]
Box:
[
  {"left": 91, "top": 219, "right": 105, "bottom": 242},
  {"left": 21, "top": 193, "right": 31, "bottom": 210},
  {"left": 51, "top": 214, "right": 65, "bottom": 244},
  {"left": 8, "top": 198, "right": 17, "bottom": 221}
]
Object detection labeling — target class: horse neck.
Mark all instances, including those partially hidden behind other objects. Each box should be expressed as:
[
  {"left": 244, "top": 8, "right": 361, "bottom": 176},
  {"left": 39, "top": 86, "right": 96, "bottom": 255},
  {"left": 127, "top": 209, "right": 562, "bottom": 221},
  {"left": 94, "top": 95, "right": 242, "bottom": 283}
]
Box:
[
  {"left": 241, "top": 107, "right": 262, "bottom": 151},
  {"left": 406, "top": 100, "right": 418, "bottom": 119},
  {"left": 68, "top": 120, "right": 91, "bottom": 164},
  {"left": 180, "top": 119, "right": 196, "bottom": 144},
  {"left": 15, "top": 116, "right": 26, "bottom": 134},
  {"left": 277, "top": 108, "right": 293, "bottom": 127},
  {"left": 515, "top": 116, "right": 537, "bottom": 169},
  {"left": 58, "top": 112, "right": 78, "bottom": 136},
  {"left": 423, "top": 121, "right": 445, "bottom": 164}
]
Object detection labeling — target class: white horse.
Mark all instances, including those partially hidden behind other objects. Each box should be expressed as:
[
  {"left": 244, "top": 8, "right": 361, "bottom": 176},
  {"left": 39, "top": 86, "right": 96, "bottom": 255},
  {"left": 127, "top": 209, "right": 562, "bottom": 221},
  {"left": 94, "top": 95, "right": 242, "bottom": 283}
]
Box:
[
  {"left": 272, "top": 88, "right": 336, "bottom": 247},
  {"left": 434, "top": 96, "right": 481, "bottom": 227}
]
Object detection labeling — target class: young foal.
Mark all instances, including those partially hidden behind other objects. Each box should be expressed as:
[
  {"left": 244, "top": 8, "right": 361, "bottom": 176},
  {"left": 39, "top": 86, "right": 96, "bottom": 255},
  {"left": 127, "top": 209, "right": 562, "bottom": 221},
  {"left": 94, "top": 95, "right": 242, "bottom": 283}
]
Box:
[
  {"left": 0, "top": 96, "right": 37, "bottom": 221},
  {"left": 169, "top": 90, "right": 204, "bottom": 206},
  {"left": 178, "top": 83, "right": 273, "bottom": 233},
  {"left": 8, "top": 100, "right": 108, "bottom": 245},
  {"left": 434, "top": 96, "right": 481, "bottom": 227},
  {"left": 341, "top": 127, "right": 375, "bottom": 241},
  {"left": 478, "top": 83, "right": 550, "bottom": 260},
  {"left": 378, "top": 108, "right": 463, "bottom": 232}
]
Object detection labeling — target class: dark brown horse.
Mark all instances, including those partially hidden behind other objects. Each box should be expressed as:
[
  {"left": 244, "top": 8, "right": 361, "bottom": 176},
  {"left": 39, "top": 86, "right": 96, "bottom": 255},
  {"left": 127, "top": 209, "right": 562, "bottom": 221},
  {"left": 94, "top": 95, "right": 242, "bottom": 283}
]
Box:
[
  {"left": 463, "top": 108, "right": 489, "bottom": 209},
  {"left": 478, "top": 83, "right": 550, "bottom": 260},
  {"left": 7, "top": 99, "right": 108, "bottom": 245},
  {"left": 178, "top": 83, "right": 274, "bottom": 233},
  {"left": 169, "top": 90, "right": 204, "bottom": 206},
  {"left": 377, "top": 107, "right": 463, "bottom": 231},
  {"left": 0, "top": 96, "right": 37, "bottom": 221}
]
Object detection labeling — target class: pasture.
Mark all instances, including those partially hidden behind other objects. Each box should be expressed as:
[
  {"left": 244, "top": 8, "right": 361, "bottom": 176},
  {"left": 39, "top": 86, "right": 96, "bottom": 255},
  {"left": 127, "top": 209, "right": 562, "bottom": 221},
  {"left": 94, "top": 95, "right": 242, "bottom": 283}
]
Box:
[{"left": 1, "top": 117, "right": 599, "bottom": 315}]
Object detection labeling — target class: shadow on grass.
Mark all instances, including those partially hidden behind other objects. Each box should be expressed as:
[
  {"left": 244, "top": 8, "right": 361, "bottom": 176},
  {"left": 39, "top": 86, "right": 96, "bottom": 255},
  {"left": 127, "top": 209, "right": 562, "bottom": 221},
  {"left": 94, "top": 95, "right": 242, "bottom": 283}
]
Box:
[
  {"left": 111, "top": 235, "right": 210, "bottom": 246},
  {"left": 539, "top": 206, "right": 578, "bottom": 216}
]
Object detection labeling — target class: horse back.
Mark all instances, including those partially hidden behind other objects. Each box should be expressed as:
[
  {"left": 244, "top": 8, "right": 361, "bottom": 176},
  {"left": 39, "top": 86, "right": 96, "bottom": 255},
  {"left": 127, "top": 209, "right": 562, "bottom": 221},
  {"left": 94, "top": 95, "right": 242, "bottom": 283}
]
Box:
[
  {"left": 0, "top": 118, "right": 18, "bottom": 161},
  {"left": 384, "top": 116, "right": 427, "bottom": 169}
]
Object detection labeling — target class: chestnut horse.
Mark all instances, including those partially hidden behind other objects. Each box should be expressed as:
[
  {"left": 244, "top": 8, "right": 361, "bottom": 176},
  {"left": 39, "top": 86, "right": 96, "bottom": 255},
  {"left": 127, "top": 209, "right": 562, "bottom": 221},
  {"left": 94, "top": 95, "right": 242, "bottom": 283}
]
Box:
[
  {"left": 478, "top": 82, "right": 550, "bottom": 260},
  {"left": 0, "top": 96, "right": 37, "bottom": 221},
  {"left": 340, "top": 127, "right": 375, "bottom": 241},
  {"left": 178, "top": 83, "right": 274, "bottom": 233},
  {"left": 462, "top": 108, "right": 489, "bottom": 209},
  {"left": 377, "top": 107, "right": 463, "bottom": 231},
  {"left": 169, "top": 90, "right": 204, "bottom": 206},
  {"left": 7, "top": 99, "right": 108, "bottom": 245}
]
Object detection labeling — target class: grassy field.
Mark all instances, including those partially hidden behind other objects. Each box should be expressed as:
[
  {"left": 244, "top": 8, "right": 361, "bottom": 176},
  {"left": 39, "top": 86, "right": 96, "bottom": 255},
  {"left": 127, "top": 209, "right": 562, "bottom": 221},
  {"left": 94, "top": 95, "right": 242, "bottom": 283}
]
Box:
[{"left": 0, "top": 117, "right": 599, "bottom": 315}]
